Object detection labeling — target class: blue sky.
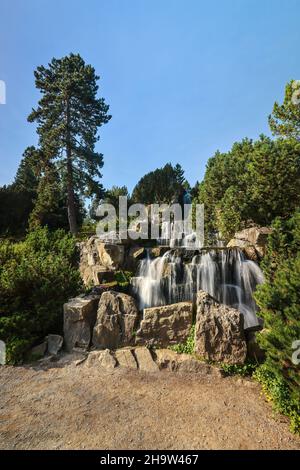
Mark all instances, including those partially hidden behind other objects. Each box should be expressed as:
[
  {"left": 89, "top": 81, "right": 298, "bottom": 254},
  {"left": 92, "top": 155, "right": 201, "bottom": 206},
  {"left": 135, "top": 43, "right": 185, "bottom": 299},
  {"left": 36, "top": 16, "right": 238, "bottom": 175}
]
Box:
[{"left": 0, "top": 0, "right": 299, "bottom": 192}]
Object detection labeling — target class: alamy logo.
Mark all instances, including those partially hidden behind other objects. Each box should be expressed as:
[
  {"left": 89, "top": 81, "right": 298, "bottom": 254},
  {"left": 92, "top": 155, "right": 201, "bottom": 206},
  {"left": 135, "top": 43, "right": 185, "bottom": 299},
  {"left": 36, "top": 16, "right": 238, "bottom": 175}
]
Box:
[
  {"left": 291, "top": 340, "right": 300, "bottom": 366},
  {"left": 291, "top": 80, "right": 300, "bottom": 105},
  {"left": 0, "top": 80, "right": 6, "bottom": 104},
  {"left": 95, "top": 197, "right": 204, "bottom": 249},
  {"left": 0, "top": 340, "right": 6, "bottom": 365}
]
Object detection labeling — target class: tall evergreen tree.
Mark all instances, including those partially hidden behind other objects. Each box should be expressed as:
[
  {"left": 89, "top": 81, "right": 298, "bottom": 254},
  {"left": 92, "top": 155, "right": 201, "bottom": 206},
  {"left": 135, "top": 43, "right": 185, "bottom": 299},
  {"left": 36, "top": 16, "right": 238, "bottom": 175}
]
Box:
[
  {"left": 28, "top": 54, "right": 111, "bottom": 234},
  {"left": 254, "top": 211, "right": 300, "bottom": 432},
  {"left": 269, "top": 80, "right": 300, "bottom": 139},
  {"left": 132, "top": 163, "right": 188, "bottom": 204},
  {"left": 13, "top": 146, "right": 39, "bottom": 192}
]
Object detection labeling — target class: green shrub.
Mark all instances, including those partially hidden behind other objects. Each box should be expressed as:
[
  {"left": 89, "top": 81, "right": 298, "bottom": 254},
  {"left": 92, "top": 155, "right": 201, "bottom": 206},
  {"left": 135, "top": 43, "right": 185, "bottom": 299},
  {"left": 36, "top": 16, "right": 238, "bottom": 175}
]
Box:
[
  {"left": 254, "top": 211, "right": 300, "bottom": 434},
  {"left": 170, "top": 325, "right": 195, "bottom": 355},
  {"left": 254, "top": 365, "right": 300, "bottom": 434},
  {"left": 115, "top": 270, "right": 133, "bottom": 293},
  {"left": 220, "top": 361, "right": 258, "bottom": 377},
  {"left": 0, "top": 227, "right": 83, "bottom": 363}
]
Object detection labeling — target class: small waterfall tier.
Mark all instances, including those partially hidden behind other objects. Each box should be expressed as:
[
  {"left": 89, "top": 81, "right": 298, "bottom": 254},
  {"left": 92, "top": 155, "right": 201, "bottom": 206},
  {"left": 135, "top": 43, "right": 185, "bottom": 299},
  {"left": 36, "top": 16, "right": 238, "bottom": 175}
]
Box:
[{"left": 131, "top": 248, "right": 264, "bottom": 329}]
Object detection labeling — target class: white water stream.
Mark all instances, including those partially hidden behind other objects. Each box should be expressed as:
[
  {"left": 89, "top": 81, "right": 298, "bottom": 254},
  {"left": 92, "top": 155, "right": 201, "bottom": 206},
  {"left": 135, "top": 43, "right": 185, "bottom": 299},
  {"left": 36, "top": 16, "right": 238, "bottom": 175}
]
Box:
[{"left": 131, "top": 248, "right": 264, "bottom": 329}]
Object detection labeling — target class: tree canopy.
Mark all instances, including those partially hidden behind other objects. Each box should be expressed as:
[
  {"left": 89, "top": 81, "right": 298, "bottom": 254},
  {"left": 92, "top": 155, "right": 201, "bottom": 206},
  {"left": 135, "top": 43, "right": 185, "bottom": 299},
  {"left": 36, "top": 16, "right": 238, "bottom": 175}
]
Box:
[
  {"left": 28, "top": 53, "right": 111, "bottom": 233},
  {"left": 132, "top": 163, "right": 188, "bottom": 204},
  {"left": 198, "top": 136, "right": 300, "bottom": 241},
  {"left": 269, "top": 79, "right": 300, "bottom": 139}
]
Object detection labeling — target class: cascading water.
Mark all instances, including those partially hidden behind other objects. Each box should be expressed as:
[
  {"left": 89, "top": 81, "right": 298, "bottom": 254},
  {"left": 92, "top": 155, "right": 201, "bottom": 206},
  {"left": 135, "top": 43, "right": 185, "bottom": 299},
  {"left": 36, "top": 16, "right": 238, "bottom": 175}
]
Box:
[
  {"left": 158, "top": 220, "right": 202, "bottom": 249},
  {"left": 131, "top": 248, "right": 264, "bottom": 329}
]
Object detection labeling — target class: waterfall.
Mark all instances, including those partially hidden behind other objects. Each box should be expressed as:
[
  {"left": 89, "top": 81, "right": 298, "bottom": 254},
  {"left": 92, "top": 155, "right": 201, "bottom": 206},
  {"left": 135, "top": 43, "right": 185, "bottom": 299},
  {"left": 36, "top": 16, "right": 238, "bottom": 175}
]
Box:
[
  {"left": 131, "top": 248, "right": 264, "bottom": 329},
  {"left": 158, "top": 220, "right": 202, "bottom": 249}
]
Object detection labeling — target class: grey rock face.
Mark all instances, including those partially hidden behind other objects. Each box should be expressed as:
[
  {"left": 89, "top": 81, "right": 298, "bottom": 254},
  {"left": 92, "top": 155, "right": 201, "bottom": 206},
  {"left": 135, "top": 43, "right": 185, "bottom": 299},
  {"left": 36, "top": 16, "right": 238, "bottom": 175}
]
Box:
[
  {"left": 135, "top": 302, "right": 193, "bottom": 348},
  {"left": 194, "top": 291, "right": 247, "bottom": 364},
  {"left": 63, "top": 295, "right": 100, "bottom": 351},
  {"left": 133, "top": 347, "right": 159, "bottom": 372},
  {"left": 46, "top": 334, "right": 63, "bottom": 355},
  {"left": 93, "top": 291, "right": 139, "bottom": 350},
  {"left": 115, "top": 348, "right": 138, "bottom": 369},
  {"left": 227, "top": 227, "right": 272, "bottom": 261}
]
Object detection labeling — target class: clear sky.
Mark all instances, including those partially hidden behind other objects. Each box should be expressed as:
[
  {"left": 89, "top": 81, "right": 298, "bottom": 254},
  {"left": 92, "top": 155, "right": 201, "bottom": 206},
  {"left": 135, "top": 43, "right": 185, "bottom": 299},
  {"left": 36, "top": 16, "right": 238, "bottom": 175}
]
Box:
[{"left": 0, "top": 0, "right": 299, "bottom": 192}]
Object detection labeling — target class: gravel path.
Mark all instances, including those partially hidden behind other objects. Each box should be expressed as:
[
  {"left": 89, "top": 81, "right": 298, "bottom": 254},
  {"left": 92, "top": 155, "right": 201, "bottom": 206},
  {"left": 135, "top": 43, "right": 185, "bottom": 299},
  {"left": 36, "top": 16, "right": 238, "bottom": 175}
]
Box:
[{"left": 0, "top": 354, "right": 299, "bottom": 450}]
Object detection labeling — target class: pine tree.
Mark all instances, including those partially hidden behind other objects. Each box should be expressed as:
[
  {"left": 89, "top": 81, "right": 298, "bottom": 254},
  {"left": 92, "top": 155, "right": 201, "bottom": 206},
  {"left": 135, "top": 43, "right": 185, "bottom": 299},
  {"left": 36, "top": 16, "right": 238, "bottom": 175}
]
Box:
[
  {"left": 254, "top": 211, "right": 300, "bottom": 432},
  {"left": 132, "top": 163, "right": 188, "bottom": 204},
  {"left": 28, "top": 54, "right": 111, "bottom": 234},
  {"left": 269, "top": 80, "right": 300, "bottom": 139},
  {"left": 13, "top": 146, "right": 40, "bottom": 192}
]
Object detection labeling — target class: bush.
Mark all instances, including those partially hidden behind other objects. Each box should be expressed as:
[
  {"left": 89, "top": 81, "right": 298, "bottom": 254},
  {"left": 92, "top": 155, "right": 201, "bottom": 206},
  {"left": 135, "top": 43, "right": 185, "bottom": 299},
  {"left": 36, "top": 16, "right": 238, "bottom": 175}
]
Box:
[
  {"left": 220, "top": 361, "right": 258, "bottom": 377},
  {"left": 254, "top": 365, "right": 300, "bottom": 434},
  {"left": 0, "top": 227, "right": 83, "bottom": 363},
  {"left": 115, "top": 270, "right": 133, "bottom": 292},
  {"left": 197, "top": 136, "right": 300, "bottom": 241},
  {"left": 254, "top": 211, "right": 300, "bottom": 433}
]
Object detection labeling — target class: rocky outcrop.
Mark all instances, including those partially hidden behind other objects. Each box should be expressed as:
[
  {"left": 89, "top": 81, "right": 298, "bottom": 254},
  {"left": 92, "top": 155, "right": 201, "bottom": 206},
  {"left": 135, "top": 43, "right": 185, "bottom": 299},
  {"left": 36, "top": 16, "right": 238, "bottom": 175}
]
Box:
[
  {"left": 92, "top": 291, "right": 139, "bottom": 350},
  {"left": 135, "top": 302, "right": 193, "bottom": 347},
  {"left": 96, "top": 241, "right": 125, "bottom": 269},
  {"left": 46, "top": 334, "right": 63, "bottom": 355},
  {"left": 79, "top": 237, "right": 125, "bottom": 285},
  {"left": 123, "top": 246, "right": 145, "bottom": 271},
  {"left": 194, "top": 291, "right": 247, "bottom": 364},
  {"left": 115, "top": 348, "right": 138, "bottom": 369},
  {"left": 86, "top": 349, "right": 117, "bottom": 369},
  {"left": 150, "top": 247, "right": 170, "bottom": 258},
  {"left": 154, "top": 349, "right": 221, "bottom": 376},
  {"left": 30, "top": 342, "right": 47, "bottom": 358},
  {"left": 63, "top": 294, "right": 100, "bottom": 352},
  {"left": 84, "top": 346, "right": 223, "bottom": 376},
  {"left": 133, "top": 347, "right": 159, "bottom": 372},
  {"left": 227, "top": 227, "right": 272, "bottom": 261}
]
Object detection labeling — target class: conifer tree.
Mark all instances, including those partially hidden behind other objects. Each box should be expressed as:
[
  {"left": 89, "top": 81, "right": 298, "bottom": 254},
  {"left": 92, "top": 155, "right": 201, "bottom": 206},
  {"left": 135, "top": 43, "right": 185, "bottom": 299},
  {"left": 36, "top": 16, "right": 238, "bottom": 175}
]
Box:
[
  {"left": 28, "top": 54, "right": 111, "bottom": 234},
  {"left": 269, "top": 80, "right": 300, "bottom": 139}
]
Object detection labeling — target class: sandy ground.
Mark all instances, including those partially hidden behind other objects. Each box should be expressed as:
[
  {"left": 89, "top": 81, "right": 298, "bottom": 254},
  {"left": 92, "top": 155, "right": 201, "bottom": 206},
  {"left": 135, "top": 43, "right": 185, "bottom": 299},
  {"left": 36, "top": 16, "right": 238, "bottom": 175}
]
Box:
[{"left": 0, "top": 354, "right": 299, "bottom": 450}]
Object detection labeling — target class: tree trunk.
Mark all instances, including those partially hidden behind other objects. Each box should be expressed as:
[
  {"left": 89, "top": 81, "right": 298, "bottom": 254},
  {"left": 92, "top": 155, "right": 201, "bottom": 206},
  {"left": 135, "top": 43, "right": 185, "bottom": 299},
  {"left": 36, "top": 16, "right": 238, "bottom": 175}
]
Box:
[{"left": 66, "top": 97, "right": 78, "bottom": 235}]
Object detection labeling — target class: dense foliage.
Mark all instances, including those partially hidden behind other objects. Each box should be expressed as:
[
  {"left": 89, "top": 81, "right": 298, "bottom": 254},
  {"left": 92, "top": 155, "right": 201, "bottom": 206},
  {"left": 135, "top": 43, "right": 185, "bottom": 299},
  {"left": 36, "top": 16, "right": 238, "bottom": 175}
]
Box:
[
  {"left": 269, "top": 79, "right": 300, "bottom": 140},
  {"left": 28, "top": 53, "right": 111, "bottom": 234},
  {"left": 0, "top": 228, "right": 83, "bottom": 363},
  {"left": 254, "top": 211, "right": 300, "bottom": 432},
  {"left": 132, "top": 163, "right": 188, "bottom": 204},
  {"left": 198, "top": 136, "right": 300, "bottom": 240},
  {"left": 0, "top": 147, "right": 85, "bottom": 237}
]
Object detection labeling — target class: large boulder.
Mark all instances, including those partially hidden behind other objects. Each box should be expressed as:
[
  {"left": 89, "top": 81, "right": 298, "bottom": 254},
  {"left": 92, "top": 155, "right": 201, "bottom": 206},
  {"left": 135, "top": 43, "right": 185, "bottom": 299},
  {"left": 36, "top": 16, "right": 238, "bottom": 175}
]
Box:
[
  {"left": 135, "top": 302, "right": 193, "bottom": 348},
  {"left": 79, "top": 237, "right": 124, "bottom": 286},
  {"left": 194, "top": 291, "right": 247, "bottom": 364},
  {"left": 46, "top": 334, "right": 63, "bottom": 355},
  {"left": 86, "top": 349, "right": 117, "bottom": 370},
  {"left": 63, "top": 294, "right": 100, "bottom": 352},
  {"left": 134, "top": 347, "right": 159, "bottom": 372},
  {"left": 115, "top": 348, "right": 138, "bottom": 369},
  {"left": 95, "top": 241, "right": 125, "bottom": 269},
  {"left": 154, "top": 348, "right": 215, "bottom": 375},
  {"left": 227, "top": 227, "right": 272, "bottom": 261},
  {"left": 30, "top": 341, "right": 47, "bottom": 358},
  {"left": 124, "top": 246, "right": 145, "bottom": 271},
  {"left": 93, "top": 291, "right": 139, "bottom": 349}
]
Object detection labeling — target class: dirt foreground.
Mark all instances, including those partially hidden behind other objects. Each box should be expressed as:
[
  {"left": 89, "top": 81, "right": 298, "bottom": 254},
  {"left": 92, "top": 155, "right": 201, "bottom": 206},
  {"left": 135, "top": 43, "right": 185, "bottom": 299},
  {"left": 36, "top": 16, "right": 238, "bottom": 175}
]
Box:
[{"left": 0, "top": 354, "right": 299, "bottom": 450}]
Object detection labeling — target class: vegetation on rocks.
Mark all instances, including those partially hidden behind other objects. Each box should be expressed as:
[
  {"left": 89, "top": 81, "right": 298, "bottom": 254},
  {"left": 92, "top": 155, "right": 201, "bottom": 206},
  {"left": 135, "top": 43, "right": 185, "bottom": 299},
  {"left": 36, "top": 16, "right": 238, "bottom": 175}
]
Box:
[
  {"left": 171, "top": 325, "right": 195, "bottom": 355},
  {"left": 0, "top": 227, "right": 83, "bottom": 363},
  {"left": 220, "top": 361, "right": 258, "bottom": 377},
  {"left": 254, "top": 210, "right": 300, "bottom": 433}
]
